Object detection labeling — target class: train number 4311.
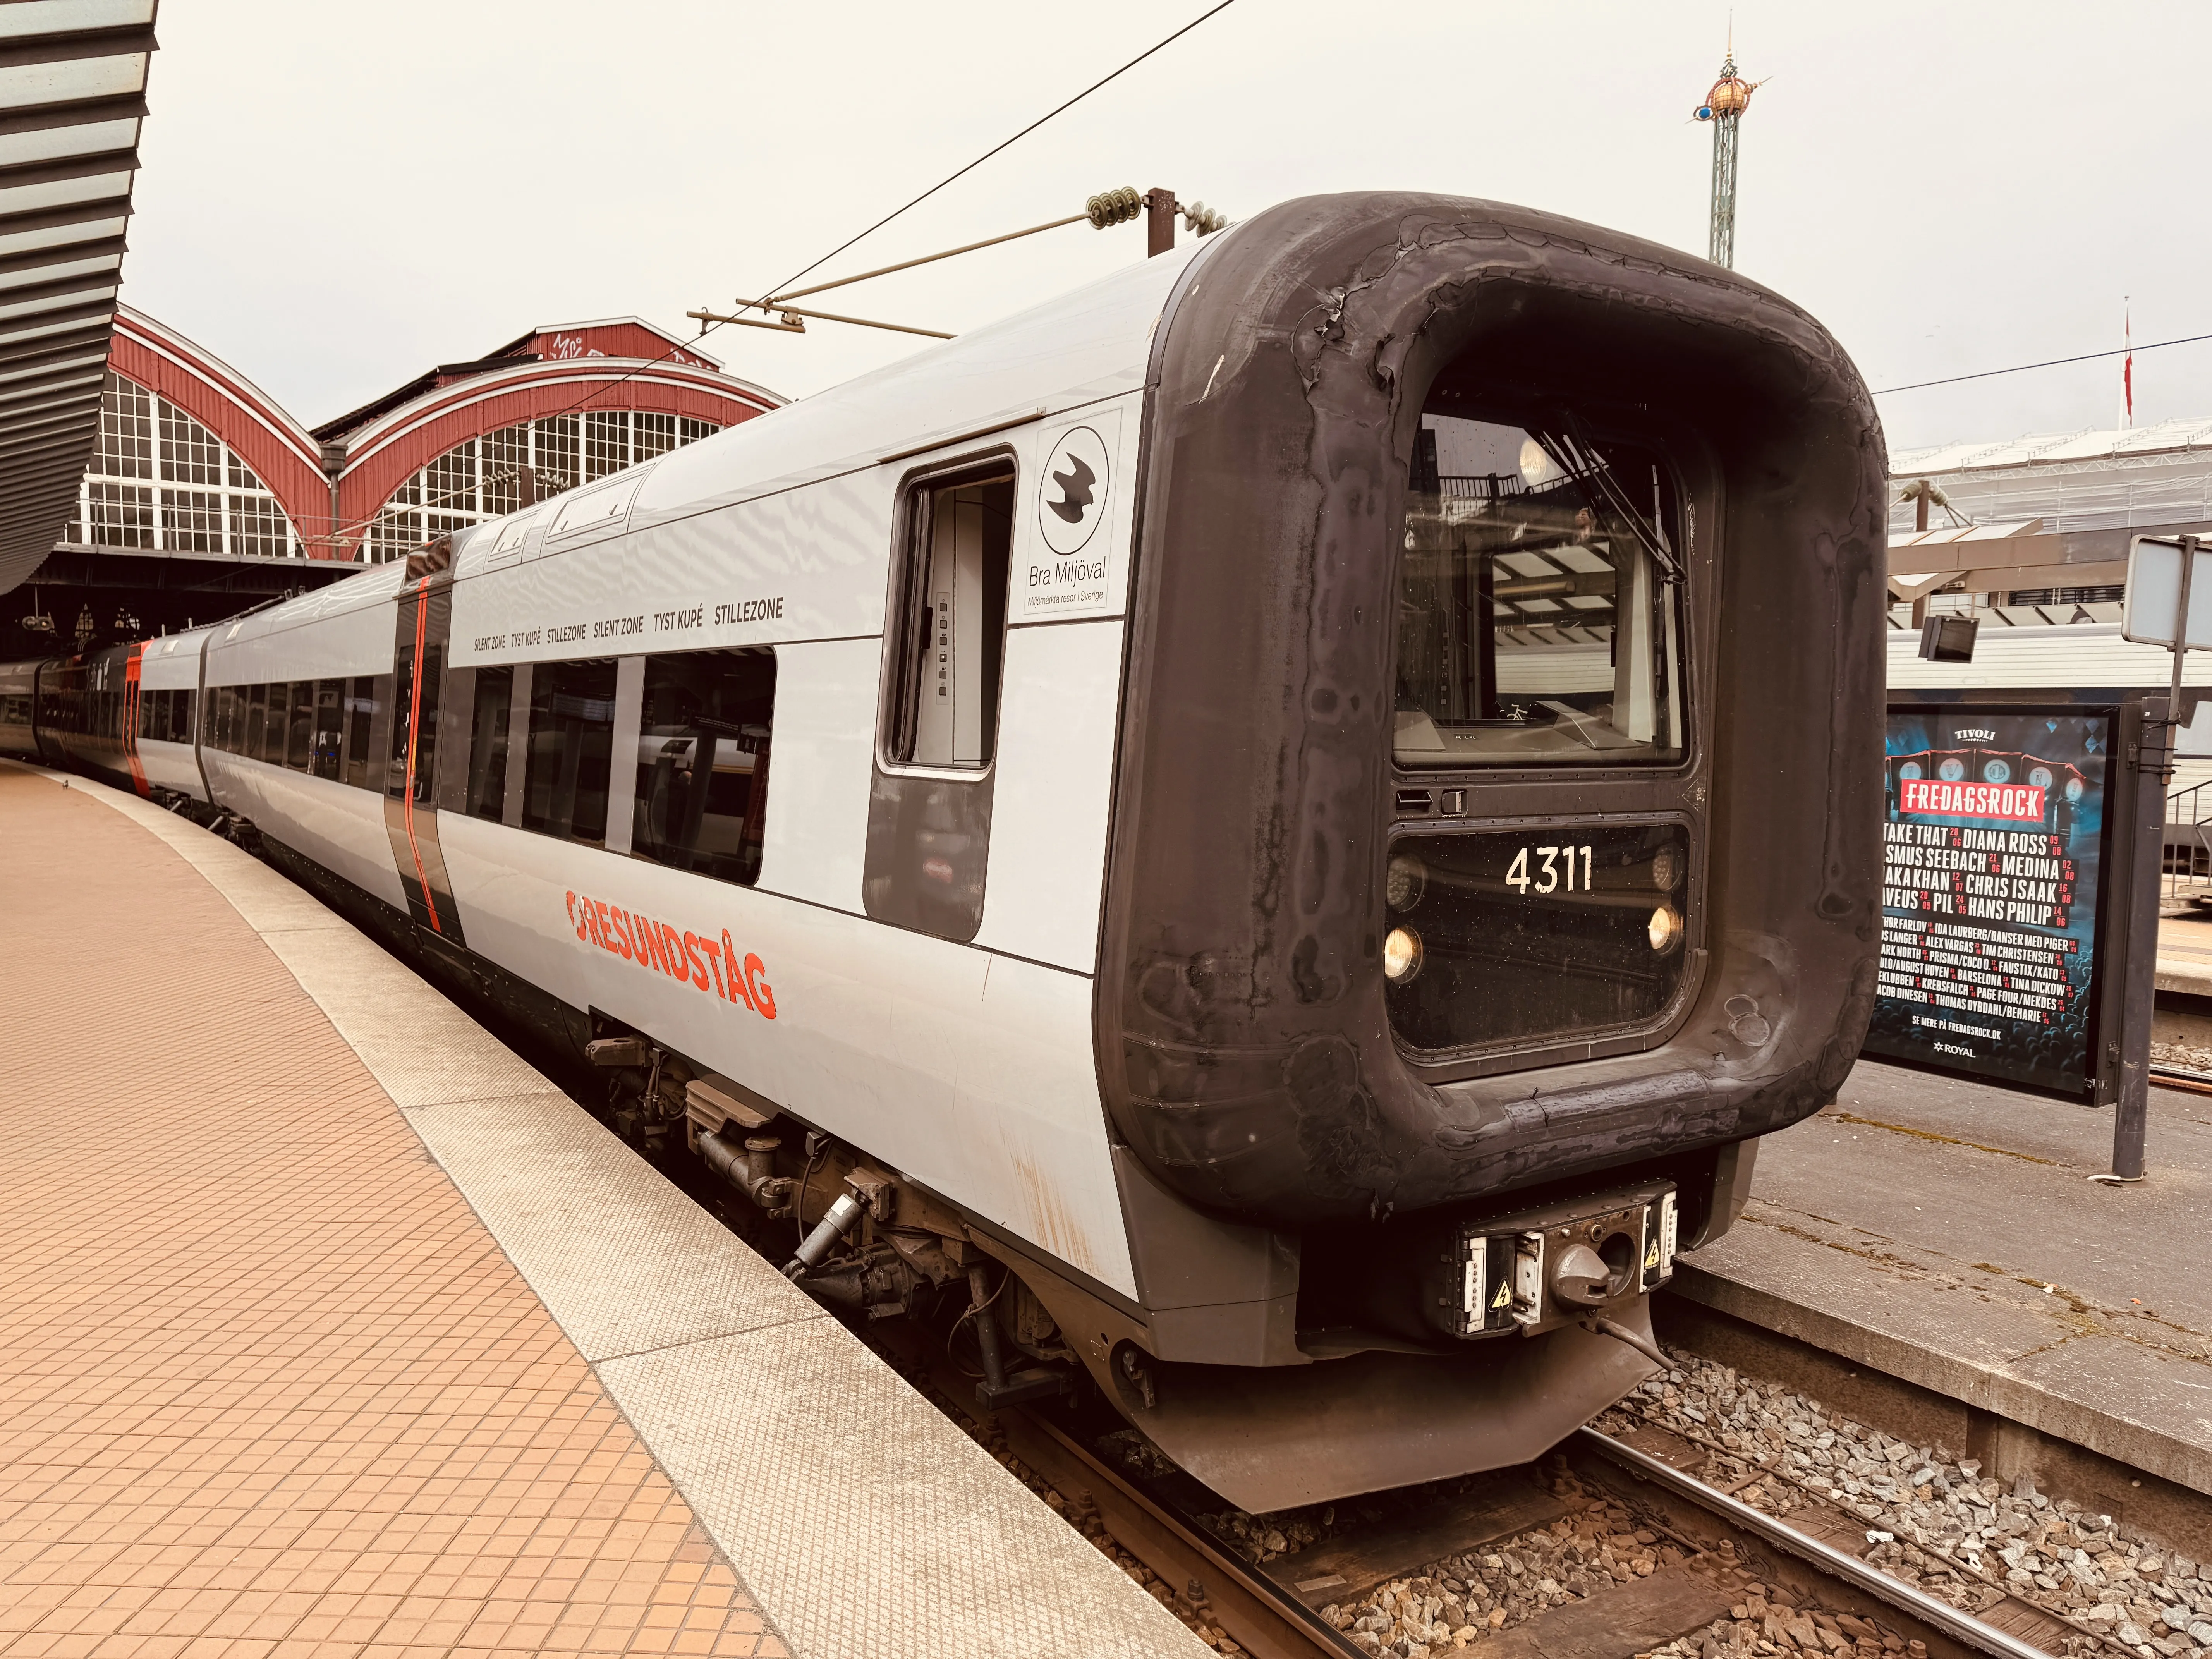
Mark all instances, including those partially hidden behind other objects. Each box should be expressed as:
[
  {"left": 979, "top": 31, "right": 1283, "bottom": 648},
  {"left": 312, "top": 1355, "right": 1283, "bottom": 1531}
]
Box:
[{"left": 1506, "top": 844, "right": 1594, "bottom": 895}]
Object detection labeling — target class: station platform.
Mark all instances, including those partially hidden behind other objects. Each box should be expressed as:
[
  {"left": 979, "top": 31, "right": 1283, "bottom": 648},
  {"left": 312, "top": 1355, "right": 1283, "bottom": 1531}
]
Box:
[
  {"left": 2155, "top": 912, "right": 2212, "bottom": 998},
  {"left": 0, "top": 765, "right": 1203, "bottom": 1659},
  {"left": 1667, "top": 1053, "right": 2212, "bottom": 1551}
]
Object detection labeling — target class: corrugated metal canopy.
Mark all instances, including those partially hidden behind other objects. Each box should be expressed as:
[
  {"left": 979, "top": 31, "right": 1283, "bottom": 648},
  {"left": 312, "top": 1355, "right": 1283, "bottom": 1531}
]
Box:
[{"left": 0, "top": 0, "right": 154, "bottom": 599}]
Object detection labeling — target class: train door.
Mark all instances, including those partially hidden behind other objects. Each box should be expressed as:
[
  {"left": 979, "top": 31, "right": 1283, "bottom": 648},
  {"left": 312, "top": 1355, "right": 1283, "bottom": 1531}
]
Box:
[
  {"left": 865, "top": 459, "right": 1014, "bottom": 941},
  {"left": 384, "top": 558, "right": 468, "bottom": 944}
]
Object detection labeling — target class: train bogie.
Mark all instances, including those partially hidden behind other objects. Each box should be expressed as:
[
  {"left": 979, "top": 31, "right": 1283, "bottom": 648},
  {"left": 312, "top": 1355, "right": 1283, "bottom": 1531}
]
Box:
[{"left": 3, "top": 193, "right": 1886, "bottom": 1510}]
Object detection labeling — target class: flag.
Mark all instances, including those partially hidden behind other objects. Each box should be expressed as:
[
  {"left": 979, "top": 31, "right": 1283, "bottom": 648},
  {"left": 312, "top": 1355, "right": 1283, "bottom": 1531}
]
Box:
[{"left": 2124, "top": 302, "right": 2134, "bottom": 427}]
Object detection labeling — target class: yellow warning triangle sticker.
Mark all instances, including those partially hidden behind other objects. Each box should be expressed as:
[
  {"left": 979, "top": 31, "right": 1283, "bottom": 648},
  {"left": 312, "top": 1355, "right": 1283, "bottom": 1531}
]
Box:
[
  {"left": 1644, "top": 1240, "right": 1661, "bottom": 1269},
  {"left": 1491, "top": 1280, "right": 1512, "bottom": 1310}
]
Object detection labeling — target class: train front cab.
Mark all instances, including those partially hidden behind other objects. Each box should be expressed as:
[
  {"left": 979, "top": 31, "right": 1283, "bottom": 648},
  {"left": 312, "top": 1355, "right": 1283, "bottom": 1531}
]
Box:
[{"left": 1048, "top": 195, "right": 1889, "bottom": 1508}]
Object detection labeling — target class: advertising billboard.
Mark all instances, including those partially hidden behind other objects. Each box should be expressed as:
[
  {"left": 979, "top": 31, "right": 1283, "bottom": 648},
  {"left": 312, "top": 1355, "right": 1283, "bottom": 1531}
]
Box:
[{"left": 1863, "top": 708, "right": 2114, "bottom": 1098}]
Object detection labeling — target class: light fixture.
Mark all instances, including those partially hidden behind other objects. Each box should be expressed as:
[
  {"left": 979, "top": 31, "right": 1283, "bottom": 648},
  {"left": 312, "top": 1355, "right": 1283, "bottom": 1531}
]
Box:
[
  {"left": 1383, "top": 927, "right": 1424, "bottom": 983},
  {"left": 1518, "top": 435, "right": 1563, "bottom": 490},
  {"left": 1648, "top": 905, "right": 1684, "bottom": 955}
]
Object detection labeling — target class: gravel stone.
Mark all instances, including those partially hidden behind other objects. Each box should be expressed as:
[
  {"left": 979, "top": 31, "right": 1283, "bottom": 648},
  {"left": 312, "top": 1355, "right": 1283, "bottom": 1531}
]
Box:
[{"left": 1597, "top": 1349, "right": 2204, "bottom": 1659}]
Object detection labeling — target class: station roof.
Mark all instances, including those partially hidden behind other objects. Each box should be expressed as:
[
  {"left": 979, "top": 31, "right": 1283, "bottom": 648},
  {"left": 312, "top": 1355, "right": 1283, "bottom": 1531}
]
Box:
[
  {"left": 0, "top": 0, "right": 155, "bottom": 599},
  {"left": 1893, "top": 417, "right": 2212, "bottom": 477},
  {"left": 311, "top": 316, "right": 732, "bottom": 445}
]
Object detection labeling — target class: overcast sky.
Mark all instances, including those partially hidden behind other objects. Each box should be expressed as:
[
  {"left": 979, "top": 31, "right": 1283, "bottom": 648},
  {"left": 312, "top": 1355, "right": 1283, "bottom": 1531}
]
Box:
[{"left": 127, "top": 2, "right": 2206, "bottom": 458}]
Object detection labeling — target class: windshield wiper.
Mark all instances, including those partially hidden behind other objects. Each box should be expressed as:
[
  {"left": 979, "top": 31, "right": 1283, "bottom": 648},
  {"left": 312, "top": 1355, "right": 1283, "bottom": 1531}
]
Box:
[{"left": 1530, "top": 421, "right": 1685, "bottom": 585}]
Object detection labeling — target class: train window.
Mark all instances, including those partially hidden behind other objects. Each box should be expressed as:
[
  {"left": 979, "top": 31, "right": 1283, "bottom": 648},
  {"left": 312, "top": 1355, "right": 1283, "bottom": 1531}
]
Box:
[
  {"left": 522, "top": 658, "right": 617, "bottom": 844},
  {"left": 885, "top": 471, "right": 1012, "bottom": 769},
  {"left": 244, "top": 683, "right": 268, "bottom": 761},
  {"left": 343, "top": 676, "right": 376, "bottom": 788},
  {"left": 286, "top": 682, "right": 314, "bottom": 771},
  {"left": 463, "top": 665, "right": 512, "bottom": 822},
  {"left": 311, "top": 680, "right": 343, "bottom": 779},
  {"left": 1397, "top": 411, "right": 1685, "bottom": 768},
  {"left": 630, "top": 648, "right": 775, "bottom": 886},
  {"left": 390, "top": 633, "right": 444, "bottom": 804}
]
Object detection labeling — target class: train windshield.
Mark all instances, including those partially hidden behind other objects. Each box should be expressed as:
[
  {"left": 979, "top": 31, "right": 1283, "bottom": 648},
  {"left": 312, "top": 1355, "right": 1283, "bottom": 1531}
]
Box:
[{"left": 1396, "top": 412, "right": 1686, "bottom": 768}]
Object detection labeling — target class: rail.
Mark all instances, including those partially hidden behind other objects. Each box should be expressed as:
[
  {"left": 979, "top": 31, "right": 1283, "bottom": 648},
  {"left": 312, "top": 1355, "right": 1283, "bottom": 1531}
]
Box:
[{"left": 1577, "top": 1428, "right": 2054, "bottom": 1659}]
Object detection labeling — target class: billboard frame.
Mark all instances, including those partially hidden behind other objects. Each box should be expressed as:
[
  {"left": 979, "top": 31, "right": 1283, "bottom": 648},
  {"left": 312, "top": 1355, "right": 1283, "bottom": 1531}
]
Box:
[{"left": 1873, "top": 687, "right": 2159, "bottom": 1108}]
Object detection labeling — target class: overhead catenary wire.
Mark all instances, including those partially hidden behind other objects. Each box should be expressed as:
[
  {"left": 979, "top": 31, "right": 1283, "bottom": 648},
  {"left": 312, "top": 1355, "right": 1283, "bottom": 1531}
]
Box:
[
  {"left": 306, "top": 0, "right": 1240, "bottom": 560},
  {"left": 1872, "top": 331, "right": 2212, "bottom": 396},
  {"left": 738, "top": 0, "right": 1240, "bottom": 311}
]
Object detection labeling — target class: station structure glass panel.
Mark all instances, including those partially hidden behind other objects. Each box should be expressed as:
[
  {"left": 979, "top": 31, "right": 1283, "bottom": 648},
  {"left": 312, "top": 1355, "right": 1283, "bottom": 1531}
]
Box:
[{"left": 72, "top": 373, "right": 300, "bottom": 558}]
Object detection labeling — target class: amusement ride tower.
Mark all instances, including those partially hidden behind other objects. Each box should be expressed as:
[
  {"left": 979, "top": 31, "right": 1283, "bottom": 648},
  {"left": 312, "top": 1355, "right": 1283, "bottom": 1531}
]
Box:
[{"left": 1693, "top": 44, "right": 1762, "bottom": 269}]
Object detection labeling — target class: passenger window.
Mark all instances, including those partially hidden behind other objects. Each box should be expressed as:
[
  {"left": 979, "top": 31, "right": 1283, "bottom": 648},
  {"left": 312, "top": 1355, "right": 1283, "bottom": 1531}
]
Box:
[
  {"left": 287, "top": 681, "right": 314, "bottom": 770},
  {"left": 344, "top": 677, "right": 375, "bottom": 787},
  {"left": 465, "top": 665, "right": 513, "bottom": 822},
  {"left": 631, "top": 648, "right": 775, "bottom": 886},
  {"left": 522, "top": 658, "right": 616, "bottom": 843},
  {"left": 886, "top": 471, "right": 1012, "bottom": 768},
  {"left": 244, "top": 684, "right": 267, "bottom": 760},
  {"left": 312, "top": 680, "right": 343, "bottom": 779}
]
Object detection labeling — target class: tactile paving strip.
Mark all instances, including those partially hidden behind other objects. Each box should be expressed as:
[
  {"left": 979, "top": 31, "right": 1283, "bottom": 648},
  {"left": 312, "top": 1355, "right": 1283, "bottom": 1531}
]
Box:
[{"left": 0, "top": 769, "right": 781, "bottom": 1658}]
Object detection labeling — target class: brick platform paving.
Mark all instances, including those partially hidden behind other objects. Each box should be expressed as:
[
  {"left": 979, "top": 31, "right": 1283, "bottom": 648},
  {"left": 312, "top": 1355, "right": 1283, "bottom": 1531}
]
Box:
[{"left": 0, "top": 770, "right": 782, "bottom": 1659}]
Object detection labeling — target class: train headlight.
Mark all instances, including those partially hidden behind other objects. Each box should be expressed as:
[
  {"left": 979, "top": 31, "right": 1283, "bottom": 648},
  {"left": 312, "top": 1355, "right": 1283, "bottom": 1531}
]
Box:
[
  {"left": 1382, "top": 927, "right": 1424, "bottom": 983},
  {"left": 1650, "top": 846, "right": 1681, "bottom": 892},
  {"left": 1648, "top": 905, "right": 1684, "bottom": 956},
  {"left": 1385, "top": 852, "right": 1427, "bottom": 912}
]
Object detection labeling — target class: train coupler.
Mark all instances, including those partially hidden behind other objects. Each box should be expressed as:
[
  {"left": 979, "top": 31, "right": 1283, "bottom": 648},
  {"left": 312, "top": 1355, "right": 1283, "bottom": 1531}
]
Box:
[{"left": 1424, "top": 1181, "right": 1679, "bottom": 1341}]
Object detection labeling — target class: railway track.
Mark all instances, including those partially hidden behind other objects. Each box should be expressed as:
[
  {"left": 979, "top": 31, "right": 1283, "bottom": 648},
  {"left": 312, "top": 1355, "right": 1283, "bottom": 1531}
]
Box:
[
  {"left": 2150, "top": 1063, "right": 2212, "bottom": 1098},
  {"left": 921, "top": 1359, "right": 2075, "bottom": 1659}
]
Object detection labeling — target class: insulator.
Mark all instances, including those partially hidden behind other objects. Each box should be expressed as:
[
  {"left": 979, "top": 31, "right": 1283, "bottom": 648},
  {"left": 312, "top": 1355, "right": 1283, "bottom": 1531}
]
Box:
[
  {"left": 1181, "top": 199, "right": 1230, "bottom": 237},
  {"left": 1086, "top": 185, "right": 1141, "bottom": 229}
]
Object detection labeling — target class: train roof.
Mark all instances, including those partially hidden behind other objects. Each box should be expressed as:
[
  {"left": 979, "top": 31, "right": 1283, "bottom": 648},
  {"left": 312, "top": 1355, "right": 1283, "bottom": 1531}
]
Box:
[{"left": 215, "top": 234, "right": 1212, "bottom": 646}]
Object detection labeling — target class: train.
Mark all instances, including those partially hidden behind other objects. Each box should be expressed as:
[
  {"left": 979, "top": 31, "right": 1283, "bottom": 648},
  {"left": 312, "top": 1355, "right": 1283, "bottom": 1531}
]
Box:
[{"left": 1, "top": 192, "right": 1887, "bottom": 1513}]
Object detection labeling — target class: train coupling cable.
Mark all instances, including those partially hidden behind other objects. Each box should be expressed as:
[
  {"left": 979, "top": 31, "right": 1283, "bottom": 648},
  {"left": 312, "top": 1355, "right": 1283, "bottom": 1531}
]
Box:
[
  {"left": 1575, "top": 1426, "right": 2057, "bottom": 1659},
  {"left": 1583, "top": 1314, "right": 1672, "bottom": 1370}
]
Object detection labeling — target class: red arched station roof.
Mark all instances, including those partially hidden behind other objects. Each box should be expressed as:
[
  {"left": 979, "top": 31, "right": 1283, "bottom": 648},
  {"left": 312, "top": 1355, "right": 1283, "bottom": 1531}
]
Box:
[{"left": 109, "top": 306, "right": 328, "bottom": 544}]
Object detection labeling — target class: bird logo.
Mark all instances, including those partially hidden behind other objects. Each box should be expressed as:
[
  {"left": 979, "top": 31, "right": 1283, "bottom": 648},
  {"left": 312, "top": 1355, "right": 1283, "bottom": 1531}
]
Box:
[
  {"left": 1036, "top": 425, "right": 1111, "bottom": 559},
  {"left": 1048, "top": 454, "right": 1096, "bottom": 524}
]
